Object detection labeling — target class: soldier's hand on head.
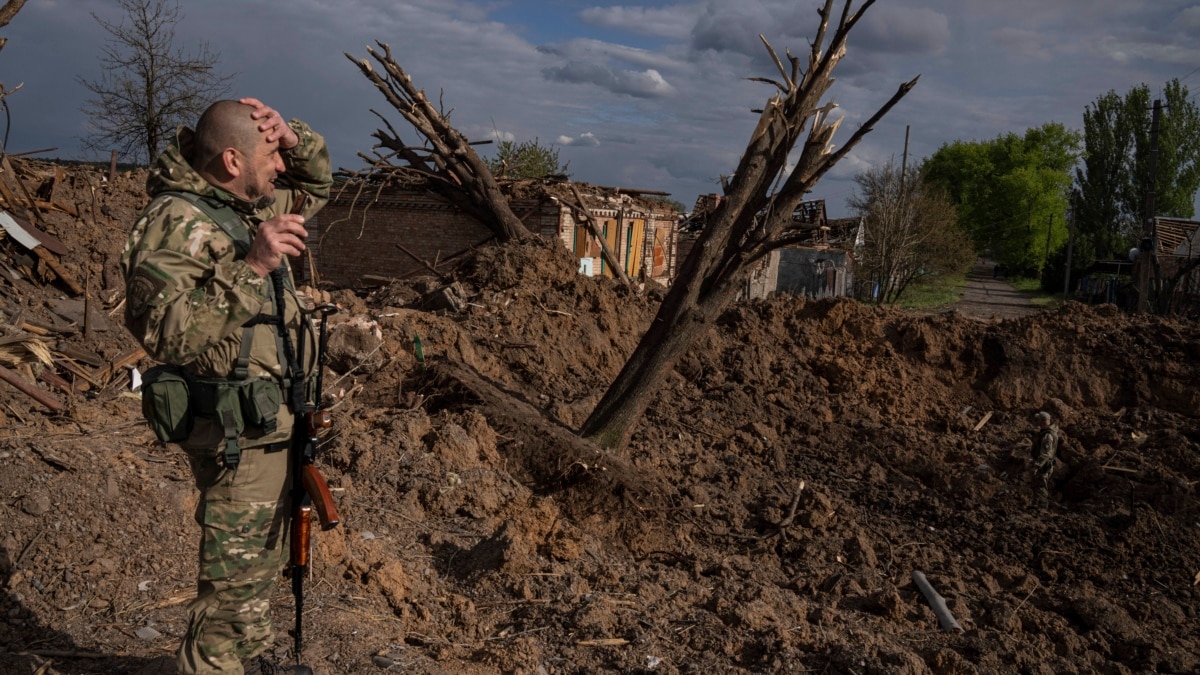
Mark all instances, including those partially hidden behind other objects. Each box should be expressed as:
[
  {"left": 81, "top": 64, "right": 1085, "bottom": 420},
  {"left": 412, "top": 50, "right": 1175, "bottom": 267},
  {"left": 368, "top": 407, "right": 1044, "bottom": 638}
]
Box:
[
  {"left": 245, "top": 214, "right": 307, "bottom": 277},
  {"left": 240, "top": 97, "right": 299, "bottom": 150}
]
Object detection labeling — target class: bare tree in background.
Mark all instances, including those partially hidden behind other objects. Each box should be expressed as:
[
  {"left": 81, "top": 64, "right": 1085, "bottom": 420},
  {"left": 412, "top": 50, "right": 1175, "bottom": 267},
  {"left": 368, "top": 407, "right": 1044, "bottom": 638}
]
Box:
[
  {"left": 78, "top": 0, "right": 235, "bottom": 165},
  {"left": 849, "top": 161, "right": 972, "bottom": 305}
]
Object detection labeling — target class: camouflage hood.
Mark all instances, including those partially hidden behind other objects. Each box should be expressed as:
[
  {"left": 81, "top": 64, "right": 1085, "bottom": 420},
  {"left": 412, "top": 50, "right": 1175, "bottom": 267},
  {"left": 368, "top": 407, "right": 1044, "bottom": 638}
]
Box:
[{"left": 145, "top": 126, "right": 259, "bottom": 215}]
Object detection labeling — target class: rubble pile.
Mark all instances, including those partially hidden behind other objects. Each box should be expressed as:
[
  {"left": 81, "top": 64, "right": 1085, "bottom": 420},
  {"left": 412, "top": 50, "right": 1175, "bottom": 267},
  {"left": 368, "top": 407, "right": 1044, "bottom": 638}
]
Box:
[{"left": 1, "top": 160, "right": 1199, "bottom": 674}]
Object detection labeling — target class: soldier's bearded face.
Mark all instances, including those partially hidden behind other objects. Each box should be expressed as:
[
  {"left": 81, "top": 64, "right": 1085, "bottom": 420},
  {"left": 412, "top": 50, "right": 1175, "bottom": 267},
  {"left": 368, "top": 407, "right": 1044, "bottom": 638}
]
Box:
[{"left": 242, "top": 137, "right": 285, "bottom": 208}]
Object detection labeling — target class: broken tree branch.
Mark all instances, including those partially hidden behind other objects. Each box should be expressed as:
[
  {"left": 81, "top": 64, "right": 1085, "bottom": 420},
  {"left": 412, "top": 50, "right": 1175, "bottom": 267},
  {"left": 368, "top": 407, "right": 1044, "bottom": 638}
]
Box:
[{"left": 346, "top": 43, "right": 531, "bottom": 243}]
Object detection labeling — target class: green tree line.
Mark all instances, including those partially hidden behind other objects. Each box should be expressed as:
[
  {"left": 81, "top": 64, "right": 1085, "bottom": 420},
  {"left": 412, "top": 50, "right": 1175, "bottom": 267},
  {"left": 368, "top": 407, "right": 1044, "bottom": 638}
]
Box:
[{"left": 854, "top": 77, "right": 1200, "bottom": 304}]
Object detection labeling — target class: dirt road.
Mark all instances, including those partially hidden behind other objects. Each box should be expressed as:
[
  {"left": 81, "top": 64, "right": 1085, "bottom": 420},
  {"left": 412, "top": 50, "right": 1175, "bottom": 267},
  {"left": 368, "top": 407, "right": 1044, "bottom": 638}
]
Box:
[{"left": 950, "top": 260, "right": 1043, "bottom": 320}]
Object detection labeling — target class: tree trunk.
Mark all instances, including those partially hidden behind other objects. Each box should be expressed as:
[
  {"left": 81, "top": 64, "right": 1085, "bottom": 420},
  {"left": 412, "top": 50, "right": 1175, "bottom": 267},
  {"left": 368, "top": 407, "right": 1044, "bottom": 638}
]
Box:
[{"left": 579, "top": 229, "right": 748, "bottom": 448}]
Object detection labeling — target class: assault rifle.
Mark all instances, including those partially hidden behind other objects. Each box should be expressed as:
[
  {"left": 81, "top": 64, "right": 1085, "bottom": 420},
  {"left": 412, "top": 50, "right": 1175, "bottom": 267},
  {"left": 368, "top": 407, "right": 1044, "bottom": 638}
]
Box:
[
  {"left": 272, "top": 192, "right": 340, "bottom": 672},
  {"left": 284, "top": 300, "right": 339, "bottom": 671}
]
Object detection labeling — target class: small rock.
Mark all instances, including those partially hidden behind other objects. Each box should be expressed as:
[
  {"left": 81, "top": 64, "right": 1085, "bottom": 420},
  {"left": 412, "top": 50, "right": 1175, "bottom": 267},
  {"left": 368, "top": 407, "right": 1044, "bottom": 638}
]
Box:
[
  {"left": 135, "top": 626, "right": 161, "bottom": 641},
  {"left": 371, "top": 655, "right": 395, "bottom": 668},
  {"left": 21, "top": 494, "right": 51, "bottom": 516},
  {"left": 361, "top": 531, "right": 375, "bottom": 540}
]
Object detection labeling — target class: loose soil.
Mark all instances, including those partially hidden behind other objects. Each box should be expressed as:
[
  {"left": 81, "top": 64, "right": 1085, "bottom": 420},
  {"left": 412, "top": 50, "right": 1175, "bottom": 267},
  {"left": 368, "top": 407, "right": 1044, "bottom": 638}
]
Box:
[{"left": 2, "top": 160, "right": 1199, "bottom": 674}]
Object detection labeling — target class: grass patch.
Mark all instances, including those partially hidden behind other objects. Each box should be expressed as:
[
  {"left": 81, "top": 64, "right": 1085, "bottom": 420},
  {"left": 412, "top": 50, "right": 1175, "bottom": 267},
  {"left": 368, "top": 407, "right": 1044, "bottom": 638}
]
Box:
[
  {"left": 896, "top": 273, "right": 968, "bottom": 310},
  {"left": 1009, "top": 277, "right": 1060, "bottom": 307}
]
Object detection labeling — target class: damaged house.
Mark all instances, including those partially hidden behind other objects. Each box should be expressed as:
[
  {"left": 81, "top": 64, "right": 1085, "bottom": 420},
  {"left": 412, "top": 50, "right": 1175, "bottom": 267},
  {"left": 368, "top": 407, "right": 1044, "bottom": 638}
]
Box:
[
  {"left": 1147, "top": 216, "right": 1200, "bottom": 313},
  {"left": 678, "top": 194, "right": 861, "bottom": 300},
  {"left": 306, "top": 177, "right": 680, "bottom": 290}
]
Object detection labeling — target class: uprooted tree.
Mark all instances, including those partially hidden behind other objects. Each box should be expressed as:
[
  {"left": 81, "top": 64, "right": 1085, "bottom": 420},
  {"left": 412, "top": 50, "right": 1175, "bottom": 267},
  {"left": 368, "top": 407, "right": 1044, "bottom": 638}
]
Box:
[
  {"left": 350, "top": 0, "right": 915, "bottom": 454},
  {"left": 580, "top": 0, "right": 916, "bottom": 450},
  {"left": 346, "top": 45, "right": 532, "bottom": 243}
]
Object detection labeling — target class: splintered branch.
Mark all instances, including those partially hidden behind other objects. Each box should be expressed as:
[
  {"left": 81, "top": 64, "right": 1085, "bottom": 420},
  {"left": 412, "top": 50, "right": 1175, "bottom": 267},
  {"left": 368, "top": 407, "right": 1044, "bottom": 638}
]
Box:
[{"left": 346, "top": 42, "right": 531, "bottom": 242}]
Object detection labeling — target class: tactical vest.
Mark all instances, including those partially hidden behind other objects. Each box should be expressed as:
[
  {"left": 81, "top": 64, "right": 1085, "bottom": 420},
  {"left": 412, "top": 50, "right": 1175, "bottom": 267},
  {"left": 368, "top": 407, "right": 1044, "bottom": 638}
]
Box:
[{"left": 162, "top": 191, "right": 297, "bottom": 467}]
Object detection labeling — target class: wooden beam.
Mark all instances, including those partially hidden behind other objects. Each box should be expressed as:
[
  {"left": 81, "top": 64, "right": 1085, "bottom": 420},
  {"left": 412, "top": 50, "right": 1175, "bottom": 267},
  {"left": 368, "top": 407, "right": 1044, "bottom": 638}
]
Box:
[
  {"left": 568, "top": 182, "right": 632, "bottom": 286},
  {"left": 33, "top": 247, "right": 84, "bottom": 295},
  {"left": 0, "top": 363, "right": 63, "bottom": 412}
]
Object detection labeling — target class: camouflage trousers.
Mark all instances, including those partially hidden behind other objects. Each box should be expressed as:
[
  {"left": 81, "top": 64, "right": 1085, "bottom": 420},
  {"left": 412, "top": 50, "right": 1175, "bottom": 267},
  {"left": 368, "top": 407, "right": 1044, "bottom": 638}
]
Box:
[
  {"left": 1032, "top": 461, "right": 1053, "bottom": 498},
  {"left": 177, "top": 443, "right": 292, "bottom": 675}
]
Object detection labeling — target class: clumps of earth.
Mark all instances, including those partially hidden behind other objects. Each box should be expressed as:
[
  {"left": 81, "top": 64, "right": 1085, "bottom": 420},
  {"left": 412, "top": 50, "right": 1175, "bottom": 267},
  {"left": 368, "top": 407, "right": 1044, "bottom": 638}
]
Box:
[{"left": 1, "top": 158, "right": 1199, "bottom": 674}]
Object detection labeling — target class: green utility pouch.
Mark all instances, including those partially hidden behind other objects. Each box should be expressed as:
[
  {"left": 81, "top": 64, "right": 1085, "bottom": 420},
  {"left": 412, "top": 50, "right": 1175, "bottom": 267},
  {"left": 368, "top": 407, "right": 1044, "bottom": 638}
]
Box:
[
  {"left": 141, "top": 365, "right": 193, "bottom": 443},
  {"left": 240, "top": 379, "right": 281, "bottom": 433},
  {"left": 190, "top": 376, "right": 283, "bottom": 469}
]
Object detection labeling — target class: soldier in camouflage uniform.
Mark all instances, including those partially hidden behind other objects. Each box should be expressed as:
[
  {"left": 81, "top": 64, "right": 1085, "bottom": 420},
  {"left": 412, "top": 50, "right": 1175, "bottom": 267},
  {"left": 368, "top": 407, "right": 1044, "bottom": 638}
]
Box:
[
  {"left": 1030, "top": 411, "right": 1060, "bottom": 502},
  {"left": 121, "top": 98, "right": 332, "bottom": 674}
]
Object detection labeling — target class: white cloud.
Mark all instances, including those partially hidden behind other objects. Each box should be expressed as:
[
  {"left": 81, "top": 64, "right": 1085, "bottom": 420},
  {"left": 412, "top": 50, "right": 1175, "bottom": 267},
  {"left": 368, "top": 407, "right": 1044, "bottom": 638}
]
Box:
[
  {"left": 485, "top": 128, "right": 517, "bottom": 143},
  {"left": 557, "top": 132, "right": 600, "bottom": 147},
  {"left": 542, "top": 63, "right": 677, "bottom": 98},
  {"left": 539, "top": 39, "right": 682, "bottom": 73},
  {"left": 1181, "top": 7, "right": 1200, "bottom": 31}
]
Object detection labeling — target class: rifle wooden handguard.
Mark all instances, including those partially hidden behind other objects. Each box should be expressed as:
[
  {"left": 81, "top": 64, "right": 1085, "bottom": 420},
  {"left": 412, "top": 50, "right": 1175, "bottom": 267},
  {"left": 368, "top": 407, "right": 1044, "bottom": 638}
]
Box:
[
  {"left": 301, "top": 463, "right": 340, "bottom": 531},
  {"left": 291, "top": 503, "right": 312, "bottom": 567}
]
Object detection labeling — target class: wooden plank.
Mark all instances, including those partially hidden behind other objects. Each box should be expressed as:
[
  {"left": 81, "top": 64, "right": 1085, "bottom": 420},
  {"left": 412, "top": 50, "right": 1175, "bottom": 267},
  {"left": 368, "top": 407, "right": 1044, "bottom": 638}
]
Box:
[
  {"left": 34, "top": 199, "right": 79, "bottom": 217},
  {"left": 0, "top": 210, "right": 68, "bottom": 255},
  {"left": 99, "top": 347, "right": 147, "bottom": 385},
  {"left": 1, "top": 156, "right": 41, "bottom": 223},
  {"left": 33, "top": 247, "right": 84, "bottom": 295},
  {"left": 55, "top": 341, "right": 105, "bottom": 368},
  {"left": 0, "top": 363, "right": 64, "bottom": 412},
  {"left": 972, "top": 411, "right": 993, "bottom": 432},
  {"left": 55, "top": 357, "right": 101, "bottom": 389},
  {"left": 37, "top": 368, "right": 77, "bottom": 396}
]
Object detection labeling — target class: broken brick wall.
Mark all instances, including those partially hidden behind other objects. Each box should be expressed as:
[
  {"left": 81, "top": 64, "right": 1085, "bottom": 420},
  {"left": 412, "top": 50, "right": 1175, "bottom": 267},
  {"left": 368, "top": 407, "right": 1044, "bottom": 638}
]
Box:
[{"left": 307, "top": 190, "right": 494, "bottom": 287}]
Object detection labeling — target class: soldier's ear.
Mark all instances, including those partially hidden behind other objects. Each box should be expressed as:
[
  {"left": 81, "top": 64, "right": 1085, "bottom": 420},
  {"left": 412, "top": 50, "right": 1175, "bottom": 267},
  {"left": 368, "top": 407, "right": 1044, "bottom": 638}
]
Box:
[{"left": 222, "top": 147, "right": 244, "bottom": 178}]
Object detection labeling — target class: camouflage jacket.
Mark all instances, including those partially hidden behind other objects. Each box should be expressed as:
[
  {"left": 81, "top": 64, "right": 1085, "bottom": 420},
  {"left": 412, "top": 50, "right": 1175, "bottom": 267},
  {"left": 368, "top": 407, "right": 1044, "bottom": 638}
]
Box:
[
  {"left": 1031, "top": 424, "right": 1060, "bottom": 469},
  {"left": 121, "top": 119, "right": 332, "bottom": 448}
]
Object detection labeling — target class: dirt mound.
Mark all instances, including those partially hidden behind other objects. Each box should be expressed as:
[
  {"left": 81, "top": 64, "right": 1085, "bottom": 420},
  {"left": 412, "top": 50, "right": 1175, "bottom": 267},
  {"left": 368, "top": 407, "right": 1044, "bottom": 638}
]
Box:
[{"left": 2, "top": 161, "right": 1200, "bottom": 674}]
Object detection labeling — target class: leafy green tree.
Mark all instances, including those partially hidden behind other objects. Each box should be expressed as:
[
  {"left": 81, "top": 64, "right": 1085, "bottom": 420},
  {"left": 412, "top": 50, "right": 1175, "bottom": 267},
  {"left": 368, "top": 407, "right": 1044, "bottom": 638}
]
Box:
[
  {"left": 78, "top": 0, "right": 236, "bottom": 165},
  {"left": 1073, "top": 91, "right": 1134, "bottom": 261},
  {"left": 924, "top": 122, "right": 1079, "bottom": 276},
  {"left": 485, "top": 137, "right": 570, "bottom": 179},
  {"left": 848, "top": 161, "right": 973, "bottom": 305},
  {"left": 1122, "top": 80, "right": 1200, "bottom": 222},
  {"left": 1073, "top": 80, "right": 1200, "bottom": 265}
]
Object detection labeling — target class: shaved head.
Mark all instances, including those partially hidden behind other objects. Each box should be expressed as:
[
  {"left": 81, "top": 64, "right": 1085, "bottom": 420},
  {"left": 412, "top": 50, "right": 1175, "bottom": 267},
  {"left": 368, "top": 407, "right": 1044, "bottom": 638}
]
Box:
[{"left": 193, "top": 100, "right": 262, "bottom": 170}]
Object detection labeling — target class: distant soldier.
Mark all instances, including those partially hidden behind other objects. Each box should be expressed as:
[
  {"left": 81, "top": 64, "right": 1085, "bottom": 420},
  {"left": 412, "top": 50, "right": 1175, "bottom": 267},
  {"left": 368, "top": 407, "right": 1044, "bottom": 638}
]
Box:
[{"left": 1030, "top": 411, "right": 1061, "bottom": 502}]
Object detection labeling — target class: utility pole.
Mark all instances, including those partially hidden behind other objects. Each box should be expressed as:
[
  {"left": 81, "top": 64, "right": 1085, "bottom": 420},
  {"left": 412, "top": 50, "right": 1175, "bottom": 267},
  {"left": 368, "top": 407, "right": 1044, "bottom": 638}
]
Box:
[
  {"left": 1062, "top": 204, "right": 1075, "bottom": 300},
  {"left": 1043, "top": 213, "right": 1054, "bottom": 270},
  {"left": 1136, "top": 99, "right": 1161, "bottom": 313}
]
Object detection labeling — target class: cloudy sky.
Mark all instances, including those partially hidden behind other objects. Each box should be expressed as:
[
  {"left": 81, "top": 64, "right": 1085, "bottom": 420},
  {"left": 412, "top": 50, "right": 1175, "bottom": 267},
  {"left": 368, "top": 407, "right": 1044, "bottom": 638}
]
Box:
[{"left": 4, "top": 0, "right": 1200, "bottom": 217}]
